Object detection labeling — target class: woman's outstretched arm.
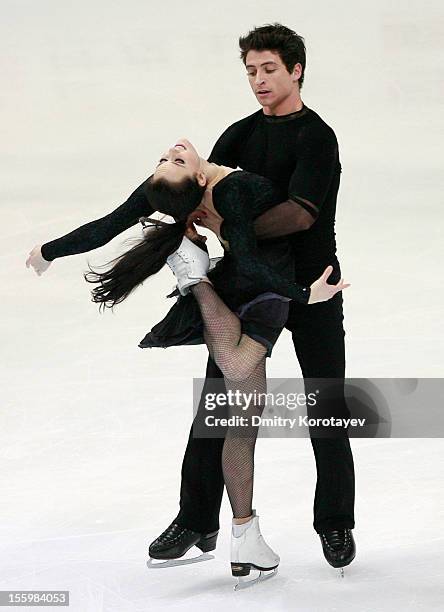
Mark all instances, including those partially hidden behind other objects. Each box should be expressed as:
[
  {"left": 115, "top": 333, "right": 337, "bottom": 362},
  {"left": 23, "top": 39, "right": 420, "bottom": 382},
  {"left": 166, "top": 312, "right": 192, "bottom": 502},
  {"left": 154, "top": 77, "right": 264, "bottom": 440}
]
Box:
[{"left": 26, "top": 178, "right": 154, "bottom": 274}]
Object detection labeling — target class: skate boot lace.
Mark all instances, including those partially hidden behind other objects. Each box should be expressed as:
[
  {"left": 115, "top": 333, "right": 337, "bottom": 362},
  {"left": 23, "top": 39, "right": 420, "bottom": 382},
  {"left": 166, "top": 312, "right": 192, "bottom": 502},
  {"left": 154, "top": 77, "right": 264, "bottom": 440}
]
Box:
[
  {"left": 156, "top": 523, "right": 190, "bottom": 545},
  {"left": 322, "top": 529, "right": 349, "bottom": 551}
]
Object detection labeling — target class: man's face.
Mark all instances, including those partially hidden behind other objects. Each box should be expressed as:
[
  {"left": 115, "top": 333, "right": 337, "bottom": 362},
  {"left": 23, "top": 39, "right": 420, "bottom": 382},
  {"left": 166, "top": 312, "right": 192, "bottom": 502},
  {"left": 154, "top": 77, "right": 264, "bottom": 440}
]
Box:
[
  {"left": 245, "top": 50, "right": 301, "bottom": 111},
  {"left": 153, "top": 138, "right": 201, "bottom": 184}
]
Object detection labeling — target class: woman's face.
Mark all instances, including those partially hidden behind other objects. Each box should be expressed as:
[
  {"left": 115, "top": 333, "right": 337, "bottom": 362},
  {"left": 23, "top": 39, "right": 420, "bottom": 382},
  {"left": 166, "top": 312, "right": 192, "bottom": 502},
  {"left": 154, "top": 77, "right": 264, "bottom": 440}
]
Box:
[{"left": 153, "top": 138, "right": 202, "bottom": 184}]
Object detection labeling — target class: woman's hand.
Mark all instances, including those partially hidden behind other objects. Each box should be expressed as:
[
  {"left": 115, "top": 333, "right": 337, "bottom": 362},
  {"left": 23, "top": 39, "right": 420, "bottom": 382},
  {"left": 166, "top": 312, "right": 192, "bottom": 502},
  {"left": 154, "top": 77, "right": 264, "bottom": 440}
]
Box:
[
  {"left": 26, "top": 245, "right": 52, "bottom": 276},
  {"left": 308, "top": 265, "right": 350, "bottom": 304}
]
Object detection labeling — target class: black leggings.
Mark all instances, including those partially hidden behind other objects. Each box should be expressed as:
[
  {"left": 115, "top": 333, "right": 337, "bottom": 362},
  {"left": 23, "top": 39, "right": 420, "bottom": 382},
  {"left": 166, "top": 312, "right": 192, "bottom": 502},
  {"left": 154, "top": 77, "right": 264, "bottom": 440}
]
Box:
[{"left": 174, "top": 291, "right": 355, "bottom": 534}]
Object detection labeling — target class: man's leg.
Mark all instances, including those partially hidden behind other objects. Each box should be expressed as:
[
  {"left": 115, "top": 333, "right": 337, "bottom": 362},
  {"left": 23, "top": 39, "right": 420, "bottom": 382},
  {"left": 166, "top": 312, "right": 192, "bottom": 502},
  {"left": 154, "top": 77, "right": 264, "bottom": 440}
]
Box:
[
  {"left": 148, "top": 355, "right": 226, "bottom": 561},
  {"left": 287, "top": 291, "right": 355, "bottom": 533},
  {"left": 174, "top": 354, "right": 226, "bottom": 534}
]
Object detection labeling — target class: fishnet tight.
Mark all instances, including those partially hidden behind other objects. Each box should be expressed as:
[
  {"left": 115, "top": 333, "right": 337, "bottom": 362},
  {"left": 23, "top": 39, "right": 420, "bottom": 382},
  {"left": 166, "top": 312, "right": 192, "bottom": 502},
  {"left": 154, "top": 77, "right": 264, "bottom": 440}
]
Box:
[{"left": 191, "top": 282, "right": 268, "bottom": 518}]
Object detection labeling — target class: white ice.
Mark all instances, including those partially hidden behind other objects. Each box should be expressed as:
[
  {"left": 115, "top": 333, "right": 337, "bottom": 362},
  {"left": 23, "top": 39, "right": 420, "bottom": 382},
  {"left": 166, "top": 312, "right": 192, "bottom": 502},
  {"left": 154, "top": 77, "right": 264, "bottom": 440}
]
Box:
[{"left": 1, "top": 1, "right": 443, "bottom": 610}]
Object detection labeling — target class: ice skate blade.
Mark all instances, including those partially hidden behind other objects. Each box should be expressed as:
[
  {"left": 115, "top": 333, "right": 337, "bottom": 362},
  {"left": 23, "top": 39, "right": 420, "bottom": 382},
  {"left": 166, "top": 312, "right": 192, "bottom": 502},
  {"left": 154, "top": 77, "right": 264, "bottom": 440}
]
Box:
[
  {"left": 234, "top": 567, "right": 278, "bottom": 591},
  {"left": 147, "top": 552, "right": 214, "bottom": 569}
]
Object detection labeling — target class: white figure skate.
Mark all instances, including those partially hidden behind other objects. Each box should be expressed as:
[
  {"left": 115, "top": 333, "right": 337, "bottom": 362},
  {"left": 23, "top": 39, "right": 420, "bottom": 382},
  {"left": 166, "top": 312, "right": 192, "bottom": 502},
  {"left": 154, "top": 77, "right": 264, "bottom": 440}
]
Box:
[
  {"left": 231, "top": 510, "right": 280, "bottom": 590},
  {"left": 166, "top": 235, "right": 210, "bottom": 296}
]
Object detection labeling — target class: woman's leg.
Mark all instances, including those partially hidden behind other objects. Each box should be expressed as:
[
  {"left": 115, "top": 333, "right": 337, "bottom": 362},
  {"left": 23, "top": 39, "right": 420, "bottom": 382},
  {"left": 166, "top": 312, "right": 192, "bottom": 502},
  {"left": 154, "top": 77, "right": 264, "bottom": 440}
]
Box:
[
  {"left": 222, "top": 358, "right": 267, "bottom": 519},
  {"left": 190, "top": 282, "right": 267, "bottom": 381},
  {"left": 190, "top": 282, "right": 270, "bottom": 517}
]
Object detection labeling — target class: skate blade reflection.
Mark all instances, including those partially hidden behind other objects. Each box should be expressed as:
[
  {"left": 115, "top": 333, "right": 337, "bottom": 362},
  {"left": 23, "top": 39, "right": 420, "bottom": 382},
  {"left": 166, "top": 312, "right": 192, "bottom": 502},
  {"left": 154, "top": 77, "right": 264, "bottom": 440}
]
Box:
[
  {"left": 147, "top": 552, "right": 215, "bottom": 568},
  {"left": 234, "top": 567, "right": 278, "bottom": 591}
]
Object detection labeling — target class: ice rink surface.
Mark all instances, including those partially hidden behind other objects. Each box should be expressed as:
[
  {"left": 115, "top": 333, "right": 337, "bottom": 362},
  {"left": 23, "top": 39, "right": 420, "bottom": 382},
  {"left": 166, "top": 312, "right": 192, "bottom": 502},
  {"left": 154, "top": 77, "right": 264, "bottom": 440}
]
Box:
[{"left": 1, "top": 1, "right": 443, "bottom": 610}]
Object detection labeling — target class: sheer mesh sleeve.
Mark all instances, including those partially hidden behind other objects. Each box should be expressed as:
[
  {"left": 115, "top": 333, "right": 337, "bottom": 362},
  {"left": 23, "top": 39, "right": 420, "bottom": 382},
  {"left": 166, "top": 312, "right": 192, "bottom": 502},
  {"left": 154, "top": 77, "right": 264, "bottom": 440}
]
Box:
[
  {"left": 41, "top": 178, "right": 154, "bottom": 261},
  {"left": 214, "top": 178, "right": 311, "bottom": 304},
  {"left": 252, "top": 197, "right": 316, "bottom": 240}
]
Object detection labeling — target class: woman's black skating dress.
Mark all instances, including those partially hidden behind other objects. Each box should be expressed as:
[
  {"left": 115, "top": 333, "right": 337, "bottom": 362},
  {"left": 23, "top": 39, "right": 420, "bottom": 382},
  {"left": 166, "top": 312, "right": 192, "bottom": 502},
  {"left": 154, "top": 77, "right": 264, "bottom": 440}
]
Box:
[{"left": 139, "top": 170, "right": 311, "bottom": 357}]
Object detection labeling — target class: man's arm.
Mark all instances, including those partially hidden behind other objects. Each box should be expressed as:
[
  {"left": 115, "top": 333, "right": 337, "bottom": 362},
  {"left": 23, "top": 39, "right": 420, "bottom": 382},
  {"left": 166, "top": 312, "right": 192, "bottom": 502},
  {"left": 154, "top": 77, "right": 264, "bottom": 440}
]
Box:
[
  {"left": 207, "top": 124, "right": 240, "bottom": 167},
  {"left": 253, "top": 124, "right": 339, "bottom": 239},
  {"left": 216, "top": 181, "right": 347, "bottom": 305},
  {"left": 40, "top": 177, "right": 154, "bottom": 261},
  {"left": 215, "top": 180, "right": 311, "bottom": 304},
  {"left": 253, "top": 197, "right": 317, "bottom": 239},
  {"left": 207, "top": 113, "right": 259, "bottom": 167}
]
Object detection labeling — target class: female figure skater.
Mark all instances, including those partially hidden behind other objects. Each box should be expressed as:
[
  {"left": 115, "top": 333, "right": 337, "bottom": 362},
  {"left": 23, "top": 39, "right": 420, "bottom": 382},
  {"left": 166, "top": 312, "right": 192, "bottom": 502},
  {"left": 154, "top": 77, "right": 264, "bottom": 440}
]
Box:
[{"left": 81, "top": 138, "right": 349, "bottom": 587}]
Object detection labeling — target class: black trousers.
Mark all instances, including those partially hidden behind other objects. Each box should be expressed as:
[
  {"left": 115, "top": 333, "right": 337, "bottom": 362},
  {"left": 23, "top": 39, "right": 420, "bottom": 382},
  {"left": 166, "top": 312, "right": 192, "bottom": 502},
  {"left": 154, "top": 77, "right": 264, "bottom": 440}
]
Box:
[{"left": 174, "top": 290, "right": 355, "bottom": 534}]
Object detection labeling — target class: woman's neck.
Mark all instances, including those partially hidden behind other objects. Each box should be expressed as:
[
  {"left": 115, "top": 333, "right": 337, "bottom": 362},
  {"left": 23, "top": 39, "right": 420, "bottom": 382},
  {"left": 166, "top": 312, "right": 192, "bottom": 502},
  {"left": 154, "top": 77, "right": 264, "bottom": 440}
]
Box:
[{"left": 200, "top": 159, "right": 236, "bottom": 189}]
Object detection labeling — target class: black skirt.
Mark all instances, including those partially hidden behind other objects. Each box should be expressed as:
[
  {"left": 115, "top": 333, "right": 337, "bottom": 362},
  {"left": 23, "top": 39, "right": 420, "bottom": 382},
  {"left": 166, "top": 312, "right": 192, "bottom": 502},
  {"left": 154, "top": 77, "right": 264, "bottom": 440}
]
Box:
[
  {"left": 139, "top": 242, "right": 294, "bottom": 357},
  {"left": 138, "top": 290, "right": 290, "bottom": 358}
]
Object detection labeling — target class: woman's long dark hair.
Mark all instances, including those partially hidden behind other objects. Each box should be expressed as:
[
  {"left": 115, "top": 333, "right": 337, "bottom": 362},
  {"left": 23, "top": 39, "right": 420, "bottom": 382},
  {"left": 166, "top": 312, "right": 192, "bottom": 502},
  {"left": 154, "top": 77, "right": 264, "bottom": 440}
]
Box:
[{"left": 84, "top": 175, "right": 206, "bottom": 310}]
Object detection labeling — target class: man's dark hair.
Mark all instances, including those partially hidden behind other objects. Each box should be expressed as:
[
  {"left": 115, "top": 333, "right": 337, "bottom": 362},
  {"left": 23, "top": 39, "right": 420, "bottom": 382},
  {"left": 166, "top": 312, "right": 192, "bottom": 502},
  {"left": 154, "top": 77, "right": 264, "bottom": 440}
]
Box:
[{"left": 239, "top": 23, "right": 306, "bottom": 88}]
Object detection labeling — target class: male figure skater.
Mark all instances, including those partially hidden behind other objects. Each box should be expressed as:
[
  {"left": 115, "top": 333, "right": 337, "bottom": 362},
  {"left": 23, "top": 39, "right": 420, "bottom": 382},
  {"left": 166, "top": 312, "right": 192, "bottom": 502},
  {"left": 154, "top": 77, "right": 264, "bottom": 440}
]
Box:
[{"left": 148, "top": 23, "right": 356, "bottom": 570}]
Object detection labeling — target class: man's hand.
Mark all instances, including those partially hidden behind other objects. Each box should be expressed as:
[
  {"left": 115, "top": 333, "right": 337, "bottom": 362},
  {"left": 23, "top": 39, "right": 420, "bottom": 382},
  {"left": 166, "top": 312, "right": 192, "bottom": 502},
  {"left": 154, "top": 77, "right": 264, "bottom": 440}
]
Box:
[
  {"left": 26, "top": 245, "right": 52, "bottom": 276},
  {"left": 308, "top": 265, "right": 350, "bottom": 304},
  {"left": 194, "top": 188, "right": 224, "bottom": 239},
  {"left": 184, "top": 222, "right": 207, "bottom": 244}
]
